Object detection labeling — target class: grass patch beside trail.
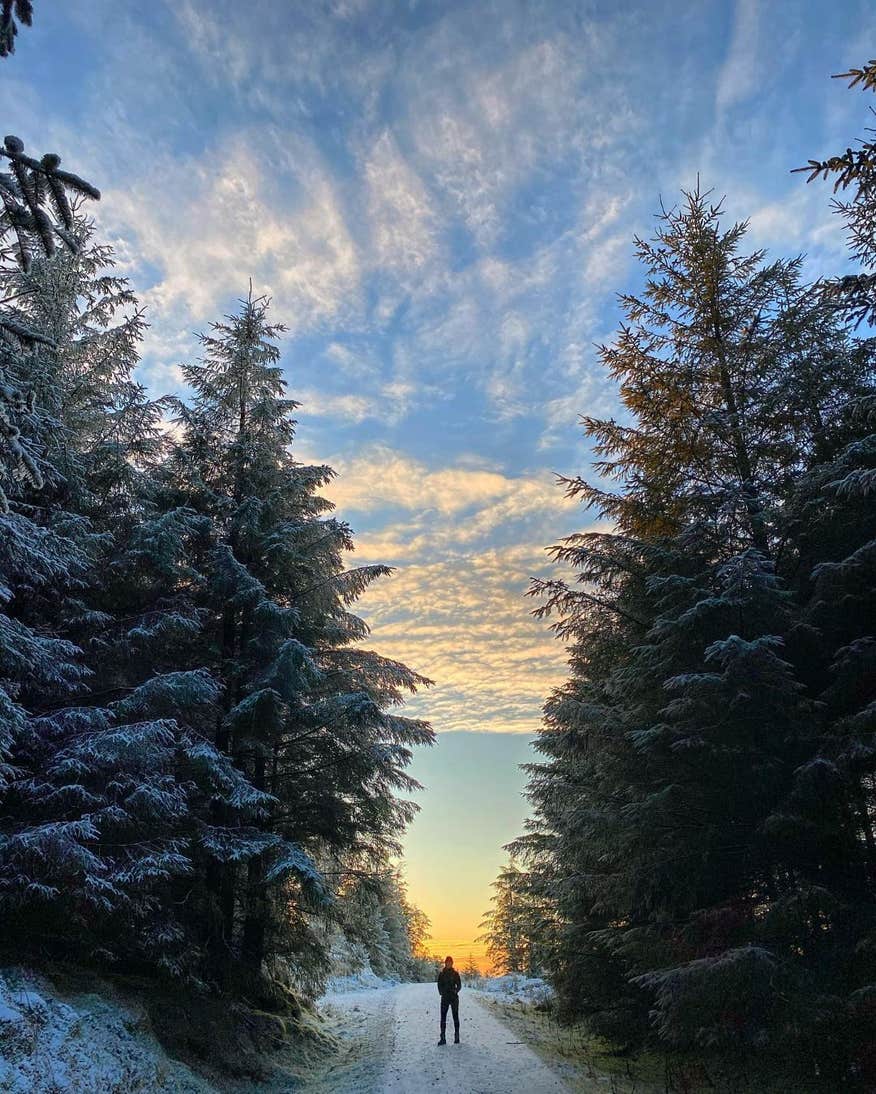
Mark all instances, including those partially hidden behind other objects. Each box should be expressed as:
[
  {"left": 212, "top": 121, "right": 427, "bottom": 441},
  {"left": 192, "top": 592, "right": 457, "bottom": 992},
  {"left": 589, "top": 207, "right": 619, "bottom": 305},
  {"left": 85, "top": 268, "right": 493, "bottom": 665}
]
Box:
[
  {"left": 474, "top": 993, "right": 662, "bottom": 1093},
  {"left": 474, "top": 994, "right": 808, "bottom": 1094}
]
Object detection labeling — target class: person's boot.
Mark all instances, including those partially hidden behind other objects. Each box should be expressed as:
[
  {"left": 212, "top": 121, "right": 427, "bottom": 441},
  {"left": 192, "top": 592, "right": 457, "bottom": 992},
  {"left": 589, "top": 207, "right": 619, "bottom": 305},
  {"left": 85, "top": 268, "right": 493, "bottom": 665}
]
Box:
[
  {"left": 438, "top": 1032, "right": 447, "bottom": 1046},
  {"left": 453, "top": 1031, "right": 460, "bottom": 1044}
]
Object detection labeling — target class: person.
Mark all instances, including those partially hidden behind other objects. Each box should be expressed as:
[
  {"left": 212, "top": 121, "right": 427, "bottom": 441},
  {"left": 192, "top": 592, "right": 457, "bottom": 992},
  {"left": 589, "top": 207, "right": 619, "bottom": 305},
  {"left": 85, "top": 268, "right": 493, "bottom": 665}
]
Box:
[{"left": 436, "top": 955, "right": 461, "bottom": 1045}]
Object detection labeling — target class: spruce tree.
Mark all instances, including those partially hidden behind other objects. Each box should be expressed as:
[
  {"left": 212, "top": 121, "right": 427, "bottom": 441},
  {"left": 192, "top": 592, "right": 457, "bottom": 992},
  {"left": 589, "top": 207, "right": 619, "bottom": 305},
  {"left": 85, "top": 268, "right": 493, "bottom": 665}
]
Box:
[
  {"left": 1, "top": 136, "right": 100, "bottom": 511},
  {"left": 0, "top": 222, "right": 225, "bottom": 975},
  {"left": 462, "top": 953, "right": 479, "bottom": 980},
  {"left": 158, "top": 290, "right": 433, "bottom": 989},
  {"left": 479, "top": 861, "right": 549, "bottom": 977},
  {"left": 519, "top": 189, "right": 875, "bottom": 1084},
  {"left": 333, "top": 865, "right": 432, "bottom": 982},
  {"left": 796, "top": 59, "right": 876, "bottom": 326}
]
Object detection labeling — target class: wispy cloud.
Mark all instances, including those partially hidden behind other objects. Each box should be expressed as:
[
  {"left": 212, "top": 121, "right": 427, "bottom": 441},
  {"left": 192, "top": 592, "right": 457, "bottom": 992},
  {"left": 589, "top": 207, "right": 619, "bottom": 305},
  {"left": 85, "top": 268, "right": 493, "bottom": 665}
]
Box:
[
  {"left": 104, "top": 132, "right": 361, "bottom": 330},
  {"left": 364, "top": 131, "right": 439, "bottom": 274},
  {"left": 327, "top": 446, "right": 575, "bottom": 526},
  {"left": 320, "top": 446, "right": 586, "bottom": 735},
  {"left": 356, "top": 544, "right": 571, "bottom": 735},
  {"left": 5, "top": 0, "right": 866, "bottom": 745},
  {"left": 716, "top": 0, "right": 762, "bottom": 112}
]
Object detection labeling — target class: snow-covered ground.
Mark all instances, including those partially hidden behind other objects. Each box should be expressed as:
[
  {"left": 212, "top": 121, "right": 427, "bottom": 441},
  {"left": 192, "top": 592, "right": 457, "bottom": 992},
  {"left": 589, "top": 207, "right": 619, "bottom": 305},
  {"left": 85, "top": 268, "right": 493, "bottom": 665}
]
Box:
[
  {"left": 305, "top": 981, "right": 571, "bottom": 1093},
  {"left": 469, "top": 974, "right": 553, "bottom": 1007},
  {"left": 324, "top": 968, "right": 399, "bottom": 994},
  {"left": 0, "top": 967, "right": 211, "bottom": 1093},
  {"left": 0, "top": 966, "right": 565, "bottom": 1093}
]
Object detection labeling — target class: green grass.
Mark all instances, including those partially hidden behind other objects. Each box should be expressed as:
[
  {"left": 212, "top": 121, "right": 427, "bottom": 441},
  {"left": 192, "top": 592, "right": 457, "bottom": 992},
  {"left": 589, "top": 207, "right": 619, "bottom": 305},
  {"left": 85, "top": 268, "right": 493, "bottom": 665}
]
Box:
[
  {"left": 476, "top": 994, "right": 663, "bottom": 1093},
  {"left": 475, "top": 995, "right": 822, "bottom": 1094}
]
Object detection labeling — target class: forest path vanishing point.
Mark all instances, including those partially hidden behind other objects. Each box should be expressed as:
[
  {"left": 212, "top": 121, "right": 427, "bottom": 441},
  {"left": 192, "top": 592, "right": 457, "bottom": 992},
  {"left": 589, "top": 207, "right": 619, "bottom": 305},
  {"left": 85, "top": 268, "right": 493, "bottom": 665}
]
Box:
[{"left": 302, "top": 982, "right": 573, "bottom": 1093}]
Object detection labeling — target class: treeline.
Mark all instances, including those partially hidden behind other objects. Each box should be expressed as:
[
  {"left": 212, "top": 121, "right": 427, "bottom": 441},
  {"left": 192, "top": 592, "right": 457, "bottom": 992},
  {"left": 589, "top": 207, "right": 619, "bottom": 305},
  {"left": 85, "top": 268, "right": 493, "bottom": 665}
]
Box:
[
  {"left": 332, "top": 870, "right": 436, "bottom": 984},
  {"left": 0, "top": 7, "right": 432, "bottom": 1009},
  {"left": 488, "top": 65, "right": 876, "bottom": 1089},
  {"left": 478, "top": 861, "right": 549, "bottom": 977}
]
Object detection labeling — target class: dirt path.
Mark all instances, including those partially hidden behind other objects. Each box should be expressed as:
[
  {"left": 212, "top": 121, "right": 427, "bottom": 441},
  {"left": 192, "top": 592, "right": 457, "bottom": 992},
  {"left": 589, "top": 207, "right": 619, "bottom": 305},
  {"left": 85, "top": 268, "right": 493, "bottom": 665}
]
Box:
[{"left": 305, "top": 982, "right": 571, "bottom": 1093}]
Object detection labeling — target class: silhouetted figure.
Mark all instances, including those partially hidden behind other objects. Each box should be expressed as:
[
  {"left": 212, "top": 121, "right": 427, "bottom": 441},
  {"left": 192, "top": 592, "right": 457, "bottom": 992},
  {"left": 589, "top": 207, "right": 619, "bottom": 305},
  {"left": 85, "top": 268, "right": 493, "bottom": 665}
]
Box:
[{"left": 437, "top": 955, "right": 461, "bottom": 1045}]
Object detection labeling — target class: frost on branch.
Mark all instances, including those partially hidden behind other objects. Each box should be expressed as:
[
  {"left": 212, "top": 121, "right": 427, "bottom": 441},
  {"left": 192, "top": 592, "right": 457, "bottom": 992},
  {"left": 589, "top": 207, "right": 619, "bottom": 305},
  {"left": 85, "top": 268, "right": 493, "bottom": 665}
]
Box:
[
  {"left": 0, "top": 1, "right": 33, "bottom": 58},
  {"left": 0, "top": 135, "right": 99, "bottom": 271},
  {"left": 0, "top": 137, "right": 98, "bottom": 510},
  {"left": 634, "top": 947, "right": 779, "bottom": 1048}
]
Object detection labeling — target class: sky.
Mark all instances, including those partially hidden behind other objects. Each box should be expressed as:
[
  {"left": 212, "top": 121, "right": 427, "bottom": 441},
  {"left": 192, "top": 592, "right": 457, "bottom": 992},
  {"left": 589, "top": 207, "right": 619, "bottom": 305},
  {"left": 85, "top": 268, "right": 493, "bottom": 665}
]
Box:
[{"left": 2, "top": 0, "right": 873, "bottom": 966}]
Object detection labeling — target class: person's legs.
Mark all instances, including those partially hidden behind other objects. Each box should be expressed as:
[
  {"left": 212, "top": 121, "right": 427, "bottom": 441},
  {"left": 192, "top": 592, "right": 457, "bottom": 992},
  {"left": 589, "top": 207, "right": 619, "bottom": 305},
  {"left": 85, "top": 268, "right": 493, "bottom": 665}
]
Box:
[
  {"left": 439, "top": 996, "right": 449, "bottom": 1043},
  {"left": 451, "top": 995, "right": 460, "bottom": 1041}
]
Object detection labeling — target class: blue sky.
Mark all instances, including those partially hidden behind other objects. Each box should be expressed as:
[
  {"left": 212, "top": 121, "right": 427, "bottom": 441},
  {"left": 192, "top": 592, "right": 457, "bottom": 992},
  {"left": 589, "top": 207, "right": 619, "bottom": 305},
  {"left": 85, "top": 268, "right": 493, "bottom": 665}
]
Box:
[{"left": 2, "top": 0, "right": 872, "bottom": 948}]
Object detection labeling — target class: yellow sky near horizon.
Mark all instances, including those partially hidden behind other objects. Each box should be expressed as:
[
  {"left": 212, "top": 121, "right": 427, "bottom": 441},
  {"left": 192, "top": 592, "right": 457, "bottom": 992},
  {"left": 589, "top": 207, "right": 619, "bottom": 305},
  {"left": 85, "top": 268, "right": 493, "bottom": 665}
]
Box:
[
  {"left": 425, "top": 939, "right": 493, "bottom": 975},
  {"left": 397, "top": 730, "right": 537, "bottom": 971}
]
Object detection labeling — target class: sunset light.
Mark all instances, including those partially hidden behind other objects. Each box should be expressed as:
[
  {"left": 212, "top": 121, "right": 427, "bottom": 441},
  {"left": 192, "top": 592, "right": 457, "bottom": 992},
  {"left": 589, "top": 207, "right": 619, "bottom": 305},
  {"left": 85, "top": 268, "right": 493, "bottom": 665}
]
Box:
[{"left": 1, "top": 3, "right": 874, "bottom": 1091}]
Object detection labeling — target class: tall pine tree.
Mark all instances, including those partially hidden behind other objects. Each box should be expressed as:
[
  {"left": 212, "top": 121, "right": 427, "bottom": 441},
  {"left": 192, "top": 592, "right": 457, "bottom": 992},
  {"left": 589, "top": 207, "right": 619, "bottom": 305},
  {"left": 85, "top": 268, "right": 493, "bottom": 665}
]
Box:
[
  {"left": 156, "top": 290, "right": 433, "bottom": 991},
  {"left": 0, "top": 220, "right": 232, "bottom": 976},
  {"left": 517, "top": 188, "right": 875, "bottom": 1086}
]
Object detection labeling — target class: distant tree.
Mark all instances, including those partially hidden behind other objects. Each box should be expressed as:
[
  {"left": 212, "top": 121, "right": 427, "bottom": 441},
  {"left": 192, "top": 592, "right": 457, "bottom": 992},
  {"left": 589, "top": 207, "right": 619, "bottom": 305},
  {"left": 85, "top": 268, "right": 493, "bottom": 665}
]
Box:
[
  {"left": 479, "top": 860, "right": 548, "bottom": 978},
  {"left": 398, "top": 881, "right": 434, "bottom": 979},
  {"left": 462, "top": 952, "right": 480, "bottom": 980},
  {"left": 337, "top": 866, "right": 431, "bottom": 982}
]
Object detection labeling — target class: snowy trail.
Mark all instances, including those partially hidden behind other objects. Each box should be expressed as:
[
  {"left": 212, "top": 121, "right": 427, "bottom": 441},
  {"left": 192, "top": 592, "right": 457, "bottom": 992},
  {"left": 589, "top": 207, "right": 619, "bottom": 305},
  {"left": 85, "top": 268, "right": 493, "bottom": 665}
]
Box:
[{"left": 307, "top": 982, "right": 571, "bottom": 1094}]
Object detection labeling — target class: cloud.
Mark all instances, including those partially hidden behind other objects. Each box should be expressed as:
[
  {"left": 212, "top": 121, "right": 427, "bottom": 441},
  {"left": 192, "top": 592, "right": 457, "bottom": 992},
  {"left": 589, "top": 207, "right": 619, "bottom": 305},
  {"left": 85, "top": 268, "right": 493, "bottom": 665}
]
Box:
[
  {"left": 746, "top": 185, "right": 849, "bottom": 271},
  {"left": 403, "top": 31, "right": 613, "bottom": 249},
  {"left": 297, "top": 379, "right": 418, "bottom": 426},
  {"left": 539, "top": 376, "right": 619, "bottom": 452},
  {"left": 173, "top": 0, "right": 253, "bottom": 86},
  {"left": 297, "top": 390, "right": 378, "bottom": 424},
  {"left": 322, "top": 341, "right": 380, "bottom": 380},
  {"left": 363, "top": 131, "right": 439, "bottom": 273},
  {"left": 330, "top": 446, "right": 516, "bottom": 516},
  {"left": 716, "top": 0, "right": 762, "bottom": 112},
  {"left": 321, "top": 447, "right": 588, "bottom": 735},
  {"left": 103, "top": 131, "right": 361, "bottom": 331},
  {"left": 326, "top": 446, "right": 577, "bottom": 527},
  {"left": 355, "top": 544, "right": 571, "bottom": 735}
]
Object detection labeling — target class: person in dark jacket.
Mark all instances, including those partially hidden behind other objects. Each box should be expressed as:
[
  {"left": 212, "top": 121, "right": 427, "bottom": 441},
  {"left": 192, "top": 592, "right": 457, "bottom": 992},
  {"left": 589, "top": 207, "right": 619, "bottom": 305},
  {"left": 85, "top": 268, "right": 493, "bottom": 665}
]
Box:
[{"left": 436, "top": 955, "right": 462, "bottom": 1045}]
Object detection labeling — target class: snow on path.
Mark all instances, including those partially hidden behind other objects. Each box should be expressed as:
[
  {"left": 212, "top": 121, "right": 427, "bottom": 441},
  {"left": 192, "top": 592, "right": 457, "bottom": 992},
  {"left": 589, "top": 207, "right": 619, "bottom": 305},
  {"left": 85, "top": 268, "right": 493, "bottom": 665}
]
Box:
[{"left": 309, "top": 982, "right": 571, "bottom": 1094}]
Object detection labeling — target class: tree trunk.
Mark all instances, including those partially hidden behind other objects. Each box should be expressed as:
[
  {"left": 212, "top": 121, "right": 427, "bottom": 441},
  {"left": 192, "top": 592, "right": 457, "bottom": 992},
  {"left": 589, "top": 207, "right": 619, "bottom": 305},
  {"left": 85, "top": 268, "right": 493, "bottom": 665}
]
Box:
[
  {"left": 242, "top": 749, "right": 268, "bottom": 972},
  {"left": 206, "top": 600, "right": 240, "bottom": 967}
]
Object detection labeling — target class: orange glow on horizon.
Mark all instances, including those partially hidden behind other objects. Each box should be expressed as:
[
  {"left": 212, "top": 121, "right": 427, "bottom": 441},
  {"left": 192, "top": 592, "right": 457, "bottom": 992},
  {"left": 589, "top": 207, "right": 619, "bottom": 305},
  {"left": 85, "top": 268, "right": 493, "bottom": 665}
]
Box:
[{"left": 423, "top": 938, "right": 494, "bottom": 975}]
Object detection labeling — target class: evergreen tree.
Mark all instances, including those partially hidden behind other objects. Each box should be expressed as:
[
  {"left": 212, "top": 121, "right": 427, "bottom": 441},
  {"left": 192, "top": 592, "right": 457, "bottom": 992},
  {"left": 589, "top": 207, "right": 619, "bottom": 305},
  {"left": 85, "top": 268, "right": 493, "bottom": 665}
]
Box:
[
  {"left": 462, "top": 953, "right": 479, "bottom": 980},
  {"left": 338, "top": 871, "right": 407, "bottom": 980},
  {"left": 795, "top": 59, "right": 876, "bottom": 326},
  {"left": 479, "top": 861, "right": 549, "bottom": 977},
  {"left": 1, "top": 135, "right": 99, "bottom": 511},
  {"left": 330, "top": 864, "right": 432, "bottom": 983},
  {"left": 0, "top": 222, "right": 229, "bottom": 976},
  {"left": 156, "top": 290, "right": 433, "bottom": 989},
  {"left": 1, "top": 216, "right": 157, "bottom": 511},
  {"left": 403, "top": 893, "right": 434, "bottom": 979},
  {"left": 518, "top": 188, "right": 875, "bottom": 1085}
]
